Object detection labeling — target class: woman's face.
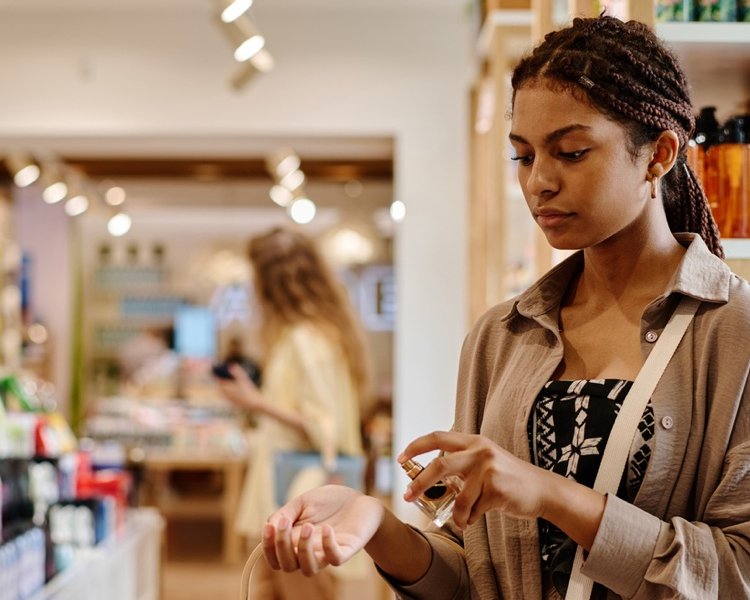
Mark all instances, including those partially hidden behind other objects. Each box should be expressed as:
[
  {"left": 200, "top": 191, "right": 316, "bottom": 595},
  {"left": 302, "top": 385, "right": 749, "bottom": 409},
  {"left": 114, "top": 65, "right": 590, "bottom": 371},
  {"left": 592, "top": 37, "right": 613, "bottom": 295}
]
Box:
[{"left": 510, "top": 83, "right": 652, "bottom": 251}]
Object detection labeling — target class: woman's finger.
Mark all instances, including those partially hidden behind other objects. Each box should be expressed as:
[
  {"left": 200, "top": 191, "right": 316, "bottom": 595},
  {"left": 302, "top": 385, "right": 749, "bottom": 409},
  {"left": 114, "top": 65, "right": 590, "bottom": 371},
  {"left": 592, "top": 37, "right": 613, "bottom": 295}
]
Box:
[
  {"left": 261, "top": 523, "right": 281, "bottom": 570},
  {"left": 397, "top": 431, "right": 475, "bottom": 463},
  {"left": 402, "top": 450, "right": 474, "bottom": 503},
  {"left": 274, "top": 518, "right": 299, "bottom": 572},
  {"left": 450, "top": 473, "right": 484, "bottom": 529},
  {"left": 320, "top": 524, "right": 345, "bottom": 566},
  {"left": 296, "top": 523, "right": 324, "bottom": 576}
]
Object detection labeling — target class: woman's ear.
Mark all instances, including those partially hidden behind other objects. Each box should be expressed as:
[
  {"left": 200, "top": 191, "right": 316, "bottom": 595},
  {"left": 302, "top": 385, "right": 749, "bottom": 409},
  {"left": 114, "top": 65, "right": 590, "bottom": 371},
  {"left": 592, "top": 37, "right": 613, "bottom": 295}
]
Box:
[{"left": 648, "top": 130, "right": 680, "bottom": 178}]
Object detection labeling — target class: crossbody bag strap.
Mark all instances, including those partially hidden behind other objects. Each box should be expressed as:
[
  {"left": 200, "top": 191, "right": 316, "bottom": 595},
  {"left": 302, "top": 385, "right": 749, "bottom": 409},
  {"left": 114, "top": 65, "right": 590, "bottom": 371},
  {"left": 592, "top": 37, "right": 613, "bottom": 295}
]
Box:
[
  {"left": 240, "top": 542, "right": 265, "bottom": 599},
  {"left": 564, "top": 296, "right": 701, "bottom": 600}
]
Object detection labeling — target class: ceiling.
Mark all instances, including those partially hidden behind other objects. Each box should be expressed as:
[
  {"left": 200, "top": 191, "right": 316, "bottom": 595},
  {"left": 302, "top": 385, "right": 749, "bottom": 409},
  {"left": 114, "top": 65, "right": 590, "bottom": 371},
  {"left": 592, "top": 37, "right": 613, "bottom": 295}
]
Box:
[
  {"left": 0, "top": 0, "right": 462, "bottom": 11},
  {"left": 0, "top": 0, "right": 464, "bottom": 210}
]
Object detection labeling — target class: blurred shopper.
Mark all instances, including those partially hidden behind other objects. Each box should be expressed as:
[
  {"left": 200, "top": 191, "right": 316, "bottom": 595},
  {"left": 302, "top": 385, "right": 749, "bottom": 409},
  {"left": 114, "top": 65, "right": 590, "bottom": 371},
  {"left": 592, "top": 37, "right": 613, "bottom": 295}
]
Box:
[
  {"left": 259, "top": 17, "right": 750, "bottom": 600},
  {"left": 215, "top": 226, "right": 369, "bottom": 600}
]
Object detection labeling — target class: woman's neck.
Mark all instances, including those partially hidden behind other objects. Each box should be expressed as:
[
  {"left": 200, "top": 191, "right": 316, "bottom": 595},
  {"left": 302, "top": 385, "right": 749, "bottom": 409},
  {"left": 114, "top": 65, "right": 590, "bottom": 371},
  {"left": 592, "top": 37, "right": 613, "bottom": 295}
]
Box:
[{"left": 575, "top": 225, "right": 686, "bottom": 309}]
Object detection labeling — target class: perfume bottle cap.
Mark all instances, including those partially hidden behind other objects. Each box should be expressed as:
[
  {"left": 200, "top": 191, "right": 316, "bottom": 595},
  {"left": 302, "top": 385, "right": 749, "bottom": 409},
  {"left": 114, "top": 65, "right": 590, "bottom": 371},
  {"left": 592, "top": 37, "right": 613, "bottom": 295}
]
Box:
[{"left": 400, "top": 458, "right": 424, "bottom": 479}]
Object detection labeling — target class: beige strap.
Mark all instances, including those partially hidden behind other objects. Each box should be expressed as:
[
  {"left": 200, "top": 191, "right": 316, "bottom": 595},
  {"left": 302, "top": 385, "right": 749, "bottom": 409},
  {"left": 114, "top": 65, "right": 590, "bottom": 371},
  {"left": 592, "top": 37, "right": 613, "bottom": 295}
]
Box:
[
  {"left": 240, "top": 543, "right": 265, "bottom": 600},
  {"left": 564, "top": 296, "right": 700, "bottom": 600}
]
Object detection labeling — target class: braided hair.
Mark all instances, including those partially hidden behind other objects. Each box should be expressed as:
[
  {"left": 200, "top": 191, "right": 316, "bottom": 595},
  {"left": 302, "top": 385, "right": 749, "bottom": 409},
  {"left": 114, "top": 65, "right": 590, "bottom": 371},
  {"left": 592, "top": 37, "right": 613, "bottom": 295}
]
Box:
[{"left": 511, "top": 16, "right": 724, "bottom": 258}]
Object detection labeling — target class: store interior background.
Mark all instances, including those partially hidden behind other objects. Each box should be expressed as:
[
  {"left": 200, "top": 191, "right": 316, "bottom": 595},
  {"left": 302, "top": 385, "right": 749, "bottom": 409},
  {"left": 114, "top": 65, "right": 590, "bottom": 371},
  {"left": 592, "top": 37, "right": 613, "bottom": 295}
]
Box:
[
  {"left": 0, "top": 0, "right": 472, "bottom": 595},
  {"left": 1, "top": 0, "right": 471, "bottom": 487}
]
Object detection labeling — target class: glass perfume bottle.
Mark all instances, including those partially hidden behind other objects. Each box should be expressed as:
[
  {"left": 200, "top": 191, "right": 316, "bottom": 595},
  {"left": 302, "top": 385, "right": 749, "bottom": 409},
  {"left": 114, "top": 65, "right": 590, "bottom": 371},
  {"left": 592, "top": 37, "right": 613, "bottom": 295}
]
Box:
[{"left": 400, "top": 458, "right": 462, "bottom": 527}]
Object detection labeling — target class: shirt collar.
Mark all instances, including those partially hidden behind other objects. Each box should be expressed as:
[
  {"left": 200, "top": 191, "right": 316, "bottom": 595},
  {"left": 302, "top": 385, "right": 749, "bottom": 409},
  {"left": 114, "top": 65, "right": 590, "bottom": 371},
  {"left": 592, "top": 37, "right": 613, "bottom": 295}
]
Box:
[{"left": 501, "top": 233, "right": 731, "bottom": 323}]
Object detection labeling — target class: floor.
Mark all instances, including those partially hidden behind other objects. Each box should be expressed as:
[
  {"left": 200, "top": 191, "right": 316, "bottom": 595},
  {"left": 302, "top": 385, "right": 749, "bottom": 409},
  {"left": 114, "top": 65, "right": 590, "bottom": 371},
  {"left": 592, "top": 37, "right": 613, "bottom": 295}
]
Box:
[{"left": 161, "top": 520, "right": 393, "bottom": 600}]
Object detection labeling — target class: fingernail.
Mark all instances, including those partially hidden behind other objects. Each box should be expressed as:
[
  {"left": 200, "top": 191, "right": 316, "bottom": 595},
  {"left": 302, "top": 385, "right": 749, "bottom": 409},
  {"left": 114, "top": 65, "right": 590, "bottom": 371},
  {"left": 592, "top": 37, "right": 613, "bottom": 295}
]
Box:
[
  {"left": 403, "top": 487, "right": 413, "bottom": 500},
  {"left": 263, "top": 524, "right": 273, "bottom": 539},
  {"left": 396, "top": 453, "right": 405, "bottom": 463},
  {"left": 301, "top": 524, "right": 312, "bottom": 539},
  {"left": 278, "top": 518, "right": 289, "bottom": 531}
]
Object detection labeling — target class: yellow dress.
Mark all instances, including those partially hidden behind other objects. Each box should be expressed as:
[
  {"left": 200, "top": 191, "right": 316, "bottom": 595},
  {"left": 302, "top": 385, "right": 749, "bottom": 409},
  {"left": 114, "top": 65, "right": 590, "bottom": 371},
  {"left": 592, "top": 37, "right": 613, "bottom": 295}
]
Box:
[{"left": 234, "top": 323, "right": 363, "bottom": 540}]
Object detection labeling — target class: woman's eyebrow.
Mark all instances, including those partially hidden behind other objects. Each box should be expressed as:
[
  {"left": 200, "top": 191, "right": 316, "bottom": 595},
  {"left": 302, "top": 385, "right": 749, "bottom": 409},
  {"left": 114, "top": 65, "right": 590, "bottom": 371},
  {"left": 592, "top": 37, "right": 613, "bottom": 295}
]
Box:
[{"left": 509, "top": 124, "right": 592, "bottom": 145}]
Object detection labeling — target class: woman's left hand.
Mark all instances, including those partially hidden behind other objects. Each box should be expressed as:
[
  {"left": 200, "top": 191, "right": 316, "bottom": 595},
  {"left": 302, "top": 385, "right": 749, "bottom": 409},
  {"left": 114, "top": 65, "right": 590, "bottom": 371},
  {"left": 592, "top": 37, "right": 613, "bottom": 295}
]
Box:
[
  {"left": 215, "top": 363, "right": 264, "bottom": 413},
  {"left": 398, "top": 431, "right": 553, "bottom": 529}
]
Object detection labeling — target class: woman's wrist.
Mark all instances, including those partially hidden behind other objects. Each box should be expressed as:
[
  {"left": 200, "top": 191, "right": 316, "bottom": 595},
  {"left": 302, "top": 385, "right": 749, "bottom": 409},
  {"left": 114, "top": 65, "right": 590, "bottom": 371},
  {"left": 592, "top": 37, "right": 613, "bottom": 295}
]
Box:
[
  {"left": 540, "top": 470, "right": 606, "bottom": 551},
  {"left": 364, "top": 506, "right": 432, "bottom": 585}
]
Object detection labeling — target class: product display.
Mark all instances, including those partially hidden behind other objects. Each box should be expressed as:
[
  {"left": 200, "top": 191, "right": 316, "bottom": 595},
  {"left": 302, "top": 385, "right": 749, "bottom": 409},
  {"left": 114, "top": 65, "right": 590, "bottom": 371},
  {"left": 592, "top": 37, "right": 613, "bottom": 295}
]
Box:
[
  {"left": 655, "top": 0, "right": 745, "bottom": 20},
  {"left": 0, "top": 372, "right": 136, "bottom": 598},
  {"left": 688, "top": 105, "right": 750, "bottom": 239}
]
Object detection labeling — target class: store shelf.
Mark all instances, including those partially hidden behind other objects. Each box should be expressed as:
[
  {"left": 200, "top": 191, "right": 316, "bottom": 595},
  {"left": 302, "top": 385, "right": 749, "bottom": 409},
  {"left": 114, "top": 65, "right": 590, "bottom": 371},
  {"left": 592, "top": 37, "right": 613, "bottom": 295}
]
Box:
[
  {"left": 656, "top": 22, "right": 750, "bottom": 44},
  {"left": 31, "top": 509, "right": 164, "bottom": 600},
  {"left": 477, "top": 9, "right": 533, "bottom": 61},
  {"left": 723, "top": 239, "right": 750, "bottom": 260},
  {"left": 656, "top": 22, "right": 750, "bottom": 113}
]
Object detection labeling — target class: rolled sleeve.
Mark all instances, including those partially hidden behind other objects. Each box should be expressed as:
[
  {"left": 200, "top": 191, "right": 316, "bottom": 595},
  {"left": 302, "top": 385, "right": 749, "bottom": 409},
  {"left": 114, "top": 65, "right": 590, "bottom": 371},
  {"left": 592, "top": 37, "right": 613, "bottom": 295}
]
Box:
[
  {"left": 377, "top": 527, "right": 469, "bottom": 600},
  {"left": 580, "top": 494, "right": 662, "bottom": 598}
]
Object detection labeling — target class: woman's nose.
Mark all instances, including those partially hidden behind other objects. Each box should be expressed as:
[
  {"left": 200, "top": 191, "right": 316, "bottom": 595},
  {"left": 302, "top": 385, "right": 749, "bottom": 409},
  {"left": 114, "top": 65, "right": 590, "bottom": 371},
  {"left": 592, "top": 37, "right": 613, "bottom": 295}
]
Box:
[{"left": 524, "top": 157, "right": 558, "bottom": 198}]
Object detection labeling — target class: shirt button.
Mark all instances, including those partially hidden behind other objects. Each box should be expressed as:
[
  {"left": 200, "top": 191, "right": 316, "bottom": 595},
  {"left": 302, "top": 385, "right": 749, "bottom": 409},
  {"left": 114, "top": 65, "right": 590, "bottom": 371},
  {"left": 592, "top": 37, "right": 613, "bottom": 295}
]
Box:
[
  {"left": 661, "top": 416, "right": 674, "bottom": 429},
  {"left": 645, "top": 330, "right": 658, "bottom": 343}
]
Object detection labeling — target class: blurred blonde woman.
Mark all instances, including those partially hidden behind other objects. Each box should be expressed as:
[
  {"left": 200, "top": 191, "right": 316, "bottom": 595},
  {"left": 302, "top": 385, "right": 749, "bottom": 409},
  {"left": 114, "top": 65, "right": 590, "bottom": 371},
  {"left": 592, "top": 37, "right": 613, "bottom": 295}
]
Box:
[{"left": 216, "top": 226, "right": 369, "bottom": 600}]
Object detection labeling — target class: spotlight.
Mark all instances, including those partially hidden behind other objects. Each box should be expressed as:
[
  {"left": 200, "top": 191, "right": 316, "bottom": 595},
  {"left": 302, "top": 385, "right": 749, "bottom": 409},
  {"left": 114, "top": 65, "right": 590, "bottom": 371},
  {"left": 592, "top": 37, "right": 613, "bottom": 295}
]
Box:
[
  {"left": 5, "top": 155, "right": 41, "bottom": 188},
  {"left": 220, "top": 13, "right": 266, "bottom": 63},
  {"left": 42, "top": 180, "right": 68, "bottom": 204},
  {"left": 280, "top": 169, "right": 305, "bottom": 192},
  {"left": 289, "top": 197, "right": 316, "bottom": 224},
  {"left": 104, "top": 185, "right": 126, "bottom": 206},
  {"left": 269, "top": 185, "right": 293, "bottom": 207},
  {"left": 64, "top": 194, "right": 89, "bottom": 217},
  {"left": 107, "top": 213, "right": 132, "bottom": 237},
  {"left": 390, "top": 200, "right": 406, "bottom": 222},
  {"left": 219, "top": 0, "right": 252, "bottom": 23}
]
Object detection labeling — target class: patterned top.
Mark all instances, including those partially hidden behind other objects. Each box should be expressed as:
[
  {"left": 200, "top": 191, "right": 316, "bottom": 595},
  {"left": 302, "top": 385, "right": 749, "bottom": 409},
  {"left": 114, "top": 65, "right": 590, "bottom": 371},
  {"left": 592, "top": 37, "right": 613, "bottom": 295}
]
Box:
[{"left": 528, "top": 379, "right": 655, "bottom": 598}]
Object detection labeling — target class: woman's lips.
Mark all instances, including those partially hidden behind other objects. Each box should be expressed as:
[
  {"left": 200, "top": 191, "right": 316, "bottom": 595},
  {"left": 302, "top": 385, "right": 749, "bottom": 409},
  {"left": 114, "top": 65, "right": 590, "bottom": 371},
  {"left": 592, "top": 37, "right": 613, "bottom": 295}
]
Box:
[{"left": 535, "top": 211, "right": 573, "bottom": 227}]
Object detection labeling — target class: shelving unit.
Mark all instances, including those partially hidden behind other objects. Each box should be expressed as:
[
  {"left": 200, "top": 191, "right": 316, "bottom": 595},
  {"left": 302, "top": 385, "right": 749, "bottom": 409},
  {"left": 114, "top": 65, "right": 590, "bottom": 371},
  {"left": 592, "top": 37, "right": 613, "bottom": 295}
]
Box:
[
  {"left": 656, "top": 22, "right": 750, "bottom": 118},
  {"left": 31, "top": 509, "right": 164, "bottom": 600},
  {"left": 723, "top": 239, "right": 750, "bottom": 260},
  {"left": 469, "top": 8, "right": 750, "bottom": 321}
]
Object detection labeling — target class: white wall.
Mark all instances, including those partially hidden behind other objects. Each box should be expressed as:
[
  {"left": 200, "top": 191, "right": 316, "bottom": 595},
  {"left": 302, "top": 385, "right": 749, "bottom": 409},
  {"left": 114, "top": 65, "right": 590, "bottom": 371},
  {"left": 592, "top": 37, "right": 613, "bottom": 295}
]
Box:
[{"left": 1, "top": 2, "right": 472, "bottom": 516}]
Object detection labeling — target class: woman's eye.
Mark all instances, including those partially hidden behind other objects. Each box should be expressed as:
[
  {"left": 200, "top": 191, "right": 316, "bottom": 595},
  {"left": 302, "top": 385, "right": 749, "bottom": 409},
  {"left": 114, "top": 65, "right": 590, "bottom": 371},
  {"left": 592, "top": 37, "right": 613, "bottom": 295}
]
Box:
[
  {"left": 559, "top": 149, "right": 589, "bottom": 161},
  {"left": 510, "top": 155, "right": 534, "bottom": 166}
]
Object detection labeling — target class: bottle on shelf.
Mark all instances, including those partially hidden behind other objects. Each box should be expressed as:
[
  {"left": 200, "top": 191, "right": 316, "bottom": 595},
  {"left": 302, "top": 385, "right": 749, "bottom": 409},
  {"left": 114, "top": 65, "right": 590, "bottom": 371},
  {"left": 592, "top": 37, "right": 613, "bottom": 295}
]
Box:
[
  {"left": 716, "top": 116, "right": 750, "bottom": 238},
  {"left": 695, "top": 0, "right": 737, "bottom": 21},
  {"left": 691, "top": 106, "right": 722, "bottom": 228}
]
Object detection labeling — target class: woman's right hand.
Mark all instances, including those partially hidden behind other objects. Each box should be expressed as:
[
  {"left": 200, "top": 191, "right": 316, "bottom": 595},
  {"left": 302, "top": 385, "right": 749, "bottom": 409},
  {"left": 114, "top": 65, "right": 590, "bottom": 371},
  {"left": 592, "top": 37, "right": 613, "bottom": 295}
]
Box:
[{"left": 263, "top": 485, "right": 385, "bottom": 576}]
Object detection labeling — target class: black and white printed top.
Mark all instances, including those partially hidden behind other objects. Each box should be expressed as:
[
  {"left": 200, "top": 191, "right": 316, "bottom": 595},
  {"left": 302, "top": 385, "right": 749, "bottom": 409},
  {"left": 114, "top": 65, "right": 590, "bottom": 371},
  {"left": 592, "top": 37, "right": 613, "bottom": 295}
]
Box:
[{"left": 527, "top": 379, "right": 655, "bottom": 598}]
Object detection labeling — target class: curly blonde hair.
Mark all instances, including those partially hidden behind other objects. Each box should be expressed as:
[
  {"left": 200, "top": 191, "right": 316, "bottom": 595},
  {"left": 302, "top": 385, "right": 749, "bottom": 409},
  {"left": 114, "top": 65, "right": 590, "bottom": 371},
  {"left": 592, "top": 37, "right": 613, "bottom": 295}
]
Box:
[{"left": 248, "top": 226, "right": 371, "bottom": 402}]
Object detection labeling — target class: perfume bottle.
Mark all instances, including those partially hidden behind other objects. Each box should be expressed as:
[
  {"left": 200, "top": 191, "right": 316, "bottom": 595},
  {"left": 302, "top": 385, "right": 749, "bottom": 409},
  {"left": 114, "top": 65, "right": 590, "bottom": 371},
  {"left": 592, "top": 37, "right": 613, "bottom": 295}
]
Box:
[{"left": 400, "top": 458, "right": 462, "bottom": 527}]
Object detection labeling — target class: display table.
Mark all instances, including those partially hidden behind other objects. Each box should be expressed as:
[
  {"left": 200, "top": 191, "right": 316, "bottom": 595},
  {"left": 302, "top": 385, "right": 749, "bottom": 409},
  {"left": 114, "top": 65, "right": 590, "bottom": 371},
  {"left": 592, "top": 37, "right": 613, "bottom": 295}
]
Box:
[
  {"left": 135, "top": 449, "right": 246, "bottom": 564},
  {"left": 31, "top": 508, "right": 164, "bottom": 600}
]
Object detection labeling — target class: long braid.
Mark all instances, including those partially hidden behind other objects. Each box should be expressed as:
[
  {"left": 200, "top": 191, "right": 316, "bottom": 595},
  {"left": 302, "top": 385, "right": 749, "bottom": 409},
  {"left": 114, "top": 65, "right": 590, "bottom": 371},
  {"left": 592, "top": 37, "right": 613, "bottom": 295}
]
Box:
[{"left": 512, "top": 16, "right": 724, "bottom": 258}]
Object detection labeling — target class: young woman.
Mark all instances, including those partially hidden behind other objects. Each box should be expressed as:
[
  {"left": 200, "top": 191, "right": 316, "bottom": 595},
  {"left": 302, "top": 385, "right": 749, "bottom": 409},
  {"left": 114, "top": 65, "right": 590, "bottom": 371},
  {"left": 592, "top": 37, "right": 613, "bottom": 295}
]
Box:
[
  {"left": 258, "top": 17, "right": 750, "bottom": 599},
  {"left": 216, "top": 226, "right": 369, "bottom": 600}
]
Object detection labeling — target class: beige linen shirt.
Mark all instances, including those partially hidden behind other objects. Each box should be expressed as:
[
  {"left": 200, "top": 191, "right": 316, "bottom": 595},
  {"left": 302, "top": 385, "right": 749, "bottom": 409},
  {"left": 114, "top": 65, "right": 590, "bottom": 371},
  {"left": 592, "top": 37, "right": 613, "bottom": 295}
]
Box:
[
  {"left": 389, "top": 234, "right": 750, "bottom": 599},
  {"left": 235, "top": 323, "right": 362, "bottom": 539}
]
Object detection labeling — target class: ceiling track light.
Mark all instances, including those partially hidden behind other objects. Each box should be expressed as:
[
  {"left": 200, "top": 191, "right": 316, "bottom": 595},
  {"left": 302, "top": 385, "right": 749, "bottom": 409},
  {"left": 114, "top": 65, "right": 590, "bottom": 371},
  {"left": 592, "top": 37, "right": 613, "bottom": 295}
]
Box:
[
  {"left": 5, "top": 154, "right": 41, "bottom": 188},
  {"left": 64, "top": 193, "right": 90, "bottom": 217},
  {"left": 107, "top": 212, "right": 132, "bottom": 237},
  {"left": 219, "top": 0, "right": 253, "bottom": 23},
  {"left": 38, "top": 162, "right": 70, "bottom": 204},
  {"left": 215, "top": 6, "right": 274, "bottom": 90},
  {"left": 218, "top": 13, "right": 266, "bottom": 63}
]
